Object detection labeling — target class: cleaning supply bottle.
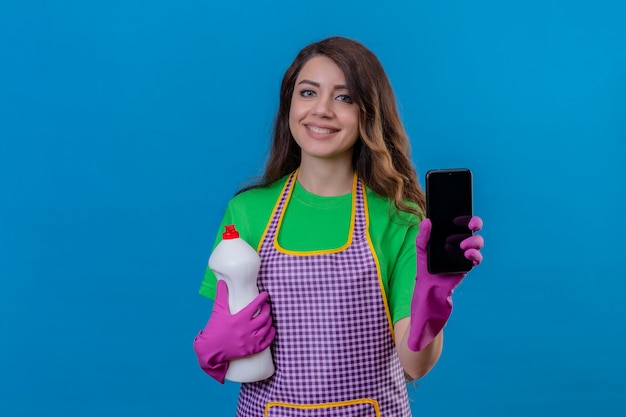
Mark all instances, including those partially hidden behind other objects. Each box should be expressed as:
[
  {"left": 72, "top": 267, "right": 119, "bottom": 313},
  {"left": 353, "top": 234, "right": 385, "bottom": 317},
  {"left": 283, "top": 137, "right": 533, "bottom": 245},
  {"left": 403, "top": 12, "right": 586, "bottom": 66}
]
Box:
[{"left": 208, "top": 224, "right": 275, "bottom": 382}]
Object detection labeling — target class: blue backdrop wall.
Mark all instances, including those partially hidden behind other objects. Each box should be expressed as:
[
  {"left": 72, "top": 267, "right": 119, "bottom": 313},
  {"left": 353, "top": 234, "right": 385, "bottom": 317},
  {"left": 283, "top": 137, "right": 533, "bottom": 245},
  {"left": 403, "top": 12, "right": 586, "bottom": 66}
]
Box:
[{"left": 1, "top": 1, "right": 625, "bottom": 416}]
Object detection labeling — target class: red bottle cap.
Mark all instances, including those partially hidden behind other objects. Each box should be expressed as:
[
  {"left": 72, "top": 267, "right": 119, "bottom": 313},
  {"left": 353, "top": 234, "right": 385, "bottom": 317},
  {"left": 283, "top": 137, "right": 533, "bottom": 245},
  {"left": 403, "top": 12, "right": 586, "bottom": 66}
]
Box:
[{"left": 222, "top": 224, "right": 240, "bottom": 239}]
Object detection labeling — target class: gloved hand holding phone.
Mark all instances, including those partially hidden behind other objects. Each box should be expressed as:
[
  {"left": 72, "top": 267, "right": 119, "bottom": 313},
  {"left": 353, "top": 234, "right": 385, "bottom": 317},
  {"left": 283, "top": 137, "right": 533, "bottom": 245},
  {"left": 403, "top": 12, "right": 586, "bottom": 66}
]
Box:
[{"left": 408, "top": 216, "right": 484, "bottom": 352}]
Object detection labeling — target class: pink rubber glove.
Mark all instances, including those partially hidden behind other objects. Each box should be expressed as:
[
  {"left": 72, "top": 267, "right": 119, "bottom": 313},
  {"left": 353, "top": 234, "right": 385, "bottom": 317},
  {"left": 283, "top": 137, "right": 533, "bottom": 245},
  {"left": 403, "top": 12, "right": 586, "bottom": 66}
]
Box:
[
  {"left": 193, "top": 280, "right": 276, "bottom": 383},
  {"left": 407, "top": 216, "right": 484, "bottom": 351}
]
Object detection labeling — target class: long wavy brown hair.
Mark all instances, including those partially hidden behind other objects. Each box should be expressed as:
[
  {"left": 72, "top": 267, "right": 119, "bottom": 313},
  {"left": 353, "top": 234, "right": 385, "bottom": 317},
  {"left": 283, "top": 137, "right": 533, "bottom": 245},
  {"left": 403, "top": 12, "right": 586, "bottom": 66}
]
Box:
[{"left": 241, "top": 36, "right": 425, "bottom": 217}]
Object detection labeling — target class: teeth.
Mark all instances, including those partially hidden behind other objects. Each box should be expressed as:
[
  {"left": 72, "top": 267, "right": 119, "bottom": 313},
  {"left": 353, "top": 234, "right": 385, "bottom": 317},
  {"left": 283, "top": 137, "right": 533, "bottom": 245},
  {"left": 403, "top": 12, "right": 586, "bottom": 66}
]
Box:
[{"left": 307, "top": 125, "right": 335, "bottom": 134}]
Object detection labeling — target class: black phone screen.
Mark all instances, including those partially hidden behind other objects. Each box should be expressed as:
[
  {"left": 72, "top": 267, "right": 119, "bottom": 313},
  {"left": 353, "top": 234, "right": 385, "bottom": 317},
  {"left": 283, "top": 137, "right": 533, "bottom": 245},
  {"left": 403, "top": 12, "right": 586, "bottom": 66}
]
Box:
[{"left": 425, "top": 169, "right": 473, "bottom": 274}]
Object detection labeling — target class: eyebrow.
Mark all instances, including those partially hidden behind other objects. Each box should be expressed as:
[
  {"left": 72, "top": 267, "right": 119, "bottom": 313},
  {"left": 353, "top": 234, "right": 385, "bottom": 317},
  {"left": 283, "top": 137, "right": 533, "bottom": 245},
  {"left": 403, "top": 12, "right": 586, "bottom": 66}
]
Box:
[{"left": 297, "top": 79, "right": 350, "bottom": 91}]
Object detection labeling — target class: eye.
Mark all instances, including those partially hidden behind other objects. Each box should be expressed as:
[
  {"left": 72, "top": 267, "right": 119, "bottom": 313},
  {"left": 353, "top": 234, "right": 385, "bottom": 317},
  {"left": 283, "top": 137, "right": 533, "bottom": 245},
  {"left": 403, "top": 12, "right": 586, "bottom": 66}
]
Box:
[
  {"left": 336, "top": 94, "right": 353, "bottom": 104},
  {"left": 299, "top": 89, "right": 316, "bottom": 97}
]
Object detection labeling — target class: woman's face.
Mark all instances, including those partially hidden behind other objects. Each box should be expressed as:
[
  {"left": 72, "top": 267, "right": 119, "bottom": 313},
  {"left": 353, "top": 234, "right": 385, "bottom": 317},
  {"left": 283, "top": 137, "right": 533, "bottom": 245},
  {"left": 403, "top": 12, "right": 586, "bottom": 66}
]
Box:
[{"left": 289, "top": 56, "right": 359, "bottom": 165}]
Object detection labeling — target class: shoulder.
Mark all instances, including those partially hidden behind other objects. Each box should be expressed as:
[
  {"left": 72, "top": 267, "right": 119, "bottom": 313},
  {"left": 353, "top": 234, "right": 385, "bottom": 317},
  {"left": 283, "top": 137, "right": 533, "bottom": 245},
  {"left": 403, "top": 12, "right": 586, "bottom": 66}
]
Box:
[
  {"left": 364, "top": 186, "right": 421, "bottom": 262},
  {"left": 220, "top": 175, "right": 291, "bottom": 248},
  {"left": 364, "top": 186, "right": 421, "bottom": 228},
  {"left": 227, "top": 175, "right": 290, "bottom": 211}
]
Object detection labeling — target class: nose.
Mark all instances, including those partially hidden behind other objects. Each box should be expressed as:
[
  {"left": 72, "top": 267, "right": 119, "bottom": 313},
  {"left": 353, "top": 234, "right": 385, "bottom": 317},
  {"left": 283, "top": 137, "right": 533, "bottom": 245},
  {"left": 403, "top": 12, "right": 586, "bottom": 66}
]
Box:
[{"left": 312, "top": 95, "right": 334, "bottom": 118}]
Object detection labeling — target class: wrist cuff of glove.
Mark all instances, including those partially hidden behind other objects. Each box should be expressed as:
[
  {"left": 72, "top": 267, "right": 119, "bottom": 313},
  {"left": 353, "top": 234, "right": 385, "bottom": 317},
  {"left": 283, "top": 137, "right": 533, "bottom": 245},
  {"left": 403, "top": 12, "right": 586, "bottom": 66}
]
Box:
[
  {"left": 200, "top": 360, "right": 228, "bottom": 384},
  {"left": 193, "top": 331, "right": 229, "bottom": 384},
  {"left": 408, "top": 282, "right": 454, "bottom": 352}
]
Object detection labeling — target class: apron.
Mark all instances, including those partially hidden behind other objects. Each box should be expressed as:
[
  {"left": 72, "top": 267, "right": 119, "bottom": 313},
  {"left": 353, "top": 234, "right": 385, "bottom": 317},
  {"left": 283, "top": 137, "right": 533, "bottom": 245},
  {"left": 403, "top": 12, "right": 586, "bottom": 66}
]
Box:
[{"left": 235, "top": 172, "right": 411, "bottom": 417}]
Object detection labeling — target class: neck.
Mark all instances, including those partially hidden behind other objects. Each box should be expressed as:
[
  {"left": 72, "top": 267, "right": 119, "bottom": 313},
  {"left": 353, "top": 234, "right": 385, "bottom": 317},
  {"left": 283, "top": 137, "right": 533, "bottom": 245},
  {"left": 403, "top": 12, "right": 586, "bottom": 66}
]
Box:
[{"left": 297, "top": 158, "right": 354, "bottom": 196}]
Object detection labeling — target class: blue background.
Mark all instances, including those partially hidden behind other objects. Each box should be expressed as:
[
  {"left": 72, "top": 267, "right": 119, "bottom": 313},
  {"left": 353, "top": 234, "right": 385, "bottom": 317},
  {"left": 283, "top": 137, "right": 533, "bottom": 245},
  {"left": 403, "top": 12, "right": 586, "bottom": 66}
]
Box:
[{"left": 1, "top": 0, "right": 625, "bottom": 416}]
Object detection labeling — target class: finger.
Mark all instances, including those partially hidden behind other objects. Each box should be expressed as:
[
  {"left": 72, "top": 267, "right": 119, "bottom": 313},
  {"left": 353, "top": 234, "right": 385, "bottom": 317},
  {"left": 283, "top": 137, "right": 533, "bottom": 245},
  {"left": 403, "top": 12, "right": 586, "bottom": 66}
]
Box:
[
  {"left": 415, "top": 218, "right": 432, "bottom": 251},
  {"left": 460, "top": 234, "right": 484, "bottom": 250},
  {"left": 254, "top": 316, "right": 272, "bottom": 339},
  {"left": 445, "top": 233, "right": 470, "bottom": 246},
  {"left": 258, "top": 326, "right": 276, "bottom": 351},
  {"left": 214, "top": 280, "right": 230, "bottom": 308},
  {"left": 468, "top": 216, "right": 483, "bottom": 231},
  {"left": 240, "top": 291, "right": 270, "bottom": 319},
  {"left": 464, "top": 248, "right": 483, "bottom": 266},
  {"left": 453, "top": 215, "right": 472, "bottom": 227},
  {"left": 249, "top": 302, "right": 273, "bottom": 330}
]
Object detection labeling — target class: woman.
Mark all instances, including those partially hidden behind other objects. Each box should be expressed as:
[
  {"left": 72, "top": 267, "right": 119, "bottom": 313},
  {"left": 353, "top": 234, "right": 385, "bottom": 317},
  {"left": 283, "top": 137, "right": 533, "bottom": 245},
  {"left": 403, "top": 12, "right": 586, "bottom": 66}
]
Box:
[{"left": 194, "top": 36, "right": 484, "bottom": 416}]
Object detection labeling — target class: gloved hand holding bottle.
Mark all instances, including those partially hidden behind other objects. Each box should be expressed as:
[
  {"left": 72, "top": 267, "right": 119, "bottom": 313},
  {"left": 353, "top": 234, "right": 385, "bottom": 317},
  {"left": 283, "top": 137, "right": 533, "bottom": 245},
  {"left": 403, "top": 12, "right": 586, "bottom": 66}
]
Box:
[
  {"left": 408, "top": 216, "right": 484, "bottom": 352},
  {"left": 193, "top": 280, "right": 276, "bottom": 383}
]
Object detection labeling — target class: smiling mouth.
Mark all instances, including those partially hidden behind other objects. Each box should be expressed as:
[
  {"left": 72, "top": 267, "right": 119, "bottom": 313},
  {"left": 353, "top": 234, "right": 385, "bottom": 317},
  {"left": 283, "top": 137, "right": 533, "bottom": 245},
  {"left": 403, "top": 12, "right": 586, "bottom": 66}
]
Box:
[{"left": 306, "top": 124, "right": 339, "bottom": 135}]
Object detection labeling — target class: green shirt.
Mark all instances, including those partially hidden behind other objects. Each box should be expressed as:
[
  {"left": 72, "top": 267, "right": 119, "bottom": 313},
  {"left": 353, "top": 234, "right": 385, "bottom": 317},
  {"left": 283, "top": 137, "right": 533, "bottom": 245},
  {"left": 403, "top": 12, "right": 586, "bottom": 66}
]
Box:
[{"left": 199, "top": 175, "right": 421, "bottom": 324}]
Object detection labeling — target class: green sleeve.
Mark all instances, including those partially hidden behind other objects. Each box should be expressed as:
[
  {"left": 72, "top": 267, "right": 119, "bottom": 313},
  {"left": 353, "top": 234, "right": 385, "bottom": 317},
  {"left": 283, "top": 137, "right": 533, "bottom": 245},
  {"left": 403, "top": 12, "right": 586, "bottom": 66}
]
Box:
[
  {"left": 198, "top": 180, "right": 285, "bottom": 300},
  {"left": 386, "top": 221, "right": 420, "bottom": 324},
  {"left": 365, "top": 189, "right": 421, "bottom": 324},
  {"left": 198, "top": 200, "right": 270, "bottom": 301}
]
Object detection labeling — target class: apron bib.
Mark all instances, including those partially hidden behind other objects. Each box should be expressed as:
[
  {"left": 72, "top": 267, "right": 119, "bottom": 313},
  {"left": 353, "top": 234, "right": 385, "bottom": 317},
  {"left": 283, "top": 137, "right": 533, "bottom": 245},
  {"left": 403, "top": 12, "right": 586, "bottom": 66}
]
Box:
[{"left": 235, "top": 172, "right": 411, "bottom": 417}]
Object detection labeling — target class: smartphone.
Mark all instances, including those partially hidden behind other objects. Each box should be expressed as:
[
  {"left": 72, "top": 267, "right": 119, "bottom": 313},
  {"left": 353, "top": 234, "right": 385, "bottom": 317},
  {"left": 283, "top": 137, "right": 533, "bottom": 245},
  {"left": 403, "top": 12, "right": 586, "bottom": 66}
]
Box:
[{"left": 425, "top": 168, "right": 473, "bottom": 274}]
